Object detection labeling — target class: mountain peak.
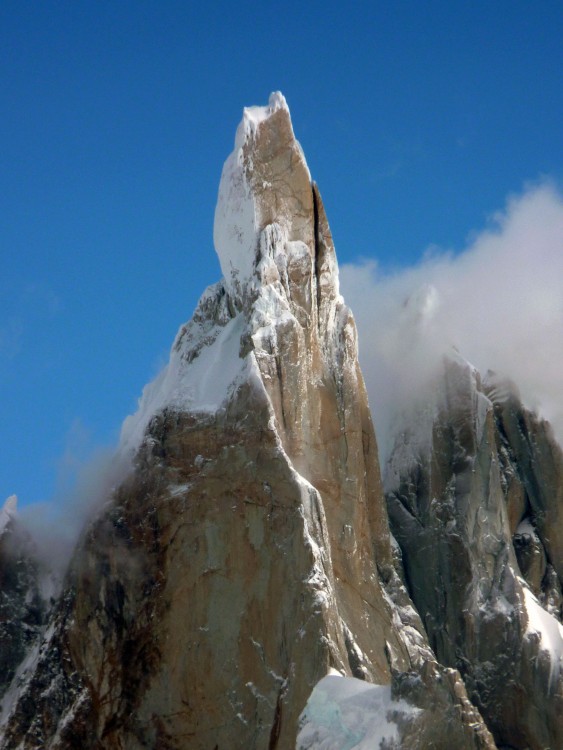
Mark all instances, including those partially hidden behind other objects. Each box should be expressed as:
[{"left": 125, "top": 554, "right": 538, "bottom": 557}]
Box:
[
  {"left": 234, "top": 91, "right": 289, "bottom": 148},
  {"left": 214, "top": 92, "right": 314, "bottom": 304},
  {"left": 8, "top": 94, "right": 561, "bottom": 750},
  {"left": 120, "top": 93, "right": 338, "bottom": 456}
]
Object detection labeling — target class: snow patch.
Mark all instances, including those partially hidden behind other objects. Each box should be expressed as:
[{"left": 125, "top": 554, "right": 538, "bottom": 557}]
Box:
[
  {"left": 516, "top": 518, "right": 536, "bottom": 537},
  {"left": 168, "top": 483, "right": 192, "bottom": 497},
  {"left": 522, "top": 585, "right": 563, "bottom": 684},
  {"left": 297, "top": 674, "right": 419, "bottom": 750}
]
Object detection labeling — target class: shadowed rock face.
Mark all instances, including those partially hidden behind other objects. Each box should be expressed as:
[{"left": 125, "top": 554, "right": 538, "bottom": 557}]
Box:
[
  {"left": 386, "top": 357, "right": 563, "bottom": 750},
  {"left": 1, "top": 97, "right": 497, "bottom": 750},
  {"left": 488, "top": 385, "right": 563, "bottom": 616},
  {"left": 0, "top": 522, "right": 48, "bottom": 701}
]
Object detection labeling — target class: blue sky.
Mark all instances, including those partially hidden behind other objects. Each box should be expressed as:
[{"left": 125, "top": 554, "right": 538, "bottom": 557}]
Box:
[{"left": 2, "top": 1, "right": 563, "bottom": 508}]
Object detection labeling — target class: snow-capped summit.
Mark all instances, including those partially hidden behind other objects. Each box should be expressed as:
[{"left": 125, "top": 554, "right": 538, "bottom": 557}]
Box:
[
  {"left": 121, "top": 92, "right": 339, "bottom": 457},
  {"left": 214, "top": 90, "right": 314, "bottom": 304},
  {"left": 233, "top": 91, "right": 289, "bottom": 147}
]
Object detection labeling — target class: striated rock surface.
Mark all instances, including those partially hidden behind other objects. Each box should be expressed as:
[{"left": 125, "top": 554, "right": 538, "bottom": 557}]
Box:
[
  {"left": 0, "top": 94, "right": 496, "bottom": 750},
  {"left": 385, "top": 355, "right": 563, "bottom": 750},
  {"left": 485, "top": 373, "right": 563, "bottom": 618}
]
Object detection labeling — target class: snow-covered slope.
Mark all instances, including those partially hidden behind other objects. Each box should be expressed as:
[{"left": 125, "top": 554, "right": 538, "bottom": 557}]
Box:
[{"left": 119, "top": 282, "right": 249, "bottom": 454}]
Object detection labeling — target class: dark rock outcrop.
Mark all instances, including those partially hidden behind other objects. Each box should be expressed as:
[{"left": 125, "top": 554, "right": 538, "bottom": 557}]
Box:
[{"left": 0, "top": 505, "right": 50, "bottom": 708}]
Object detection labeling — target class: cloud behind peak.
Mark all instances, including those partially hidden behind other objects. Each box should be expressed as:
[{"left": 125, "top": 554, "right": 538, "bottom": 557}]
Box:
[{"left": 341, "top": 181, "right": 563, "bottom": 459}]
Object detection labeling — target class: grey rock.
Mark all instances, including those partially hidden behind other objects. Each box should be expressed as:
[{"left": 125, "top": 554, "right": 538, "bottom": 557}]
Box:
[
  {"left": 0, "top": 519, "right": 49, "bottom": 704},
  {"left": 386, "top": 356, "right": 563, "bottom": 750}
]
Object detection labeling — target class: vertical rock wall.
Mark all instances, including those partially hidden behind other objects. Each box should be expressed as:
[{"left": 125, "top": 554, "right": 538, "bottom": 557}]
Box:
[{"left": 386, "top": 357, "right": 563, "bottom": 749}]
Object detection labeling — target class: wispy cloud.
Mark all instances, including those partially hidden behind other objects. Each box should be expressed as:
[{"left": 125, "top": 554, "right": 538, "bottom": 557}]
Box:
[
  {"left": 341, "top": 181, "right": 563, "bottom": 459},
  {"left": 18, "top": 420, "right": 129, "bottom": 574}
]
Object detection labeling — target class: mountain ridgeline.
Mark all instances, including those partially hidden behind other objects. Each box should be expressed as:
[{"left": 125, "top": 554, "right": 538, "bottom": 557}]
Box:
[{"left": 0, "top": 94, "right": 561, "bottom": 750}]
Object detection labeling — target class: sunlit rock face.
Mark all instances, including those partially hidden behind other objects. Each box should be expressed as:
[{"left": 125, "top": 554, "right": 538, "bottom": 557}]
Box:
[
  {"left": 0, "top": 96, "right": 497, "bottom": 750},
  {"left": 385, "top": 357, "right": 563, "bottom": 750}
]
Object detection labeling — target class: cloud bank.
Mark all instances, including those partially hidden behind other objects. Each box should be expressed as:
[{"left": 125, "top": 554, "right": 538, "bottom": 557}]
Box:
[{"left": 341, "top": 182, "right": 563, "bottom": 461}]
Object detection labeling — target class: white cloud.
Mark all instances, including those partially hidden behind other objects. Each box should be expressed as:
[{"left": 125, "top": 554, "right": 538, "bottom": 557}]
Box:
[{"left": 341, "top": 181, "right": 563, "bottom": 460}]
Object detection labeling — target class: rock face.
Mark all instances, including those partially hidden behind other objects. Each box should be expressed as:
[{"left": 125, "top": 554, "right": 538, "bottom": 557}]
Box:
[
  {"left": 0, "top": 500, "right": 47, "bottom": 693},
  {"left": 0, "top": 499, "right": 55, "bottom": 734},
  {"left": 385, "top": 356, "right": 563, "bottom": 750},
  {"left": 0, "top": 93, "right": 560, "bottom": 749},
  {"left": 487, "top": 375, "right": 563, "bottom": 615}
]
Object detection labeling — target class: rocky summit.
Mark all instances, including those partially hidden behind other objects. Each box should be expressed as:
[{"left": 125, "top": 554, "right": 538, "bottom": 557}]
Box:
[{"left": 0, "top": 94, "right": 561, "bottom": 749}]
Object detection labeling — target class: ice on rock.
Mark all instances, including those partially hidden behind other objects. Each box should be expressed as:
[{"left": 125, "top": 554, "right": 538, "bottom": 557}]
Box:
[
  {"left": 384, "top": 350, "right": 492, "bottom": 493},
  {"left": 213, "top": 144, "right": 257, "bottom": 300},
  {"left": 213, "top": 93, "right": 289, "bottom": 300}
]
